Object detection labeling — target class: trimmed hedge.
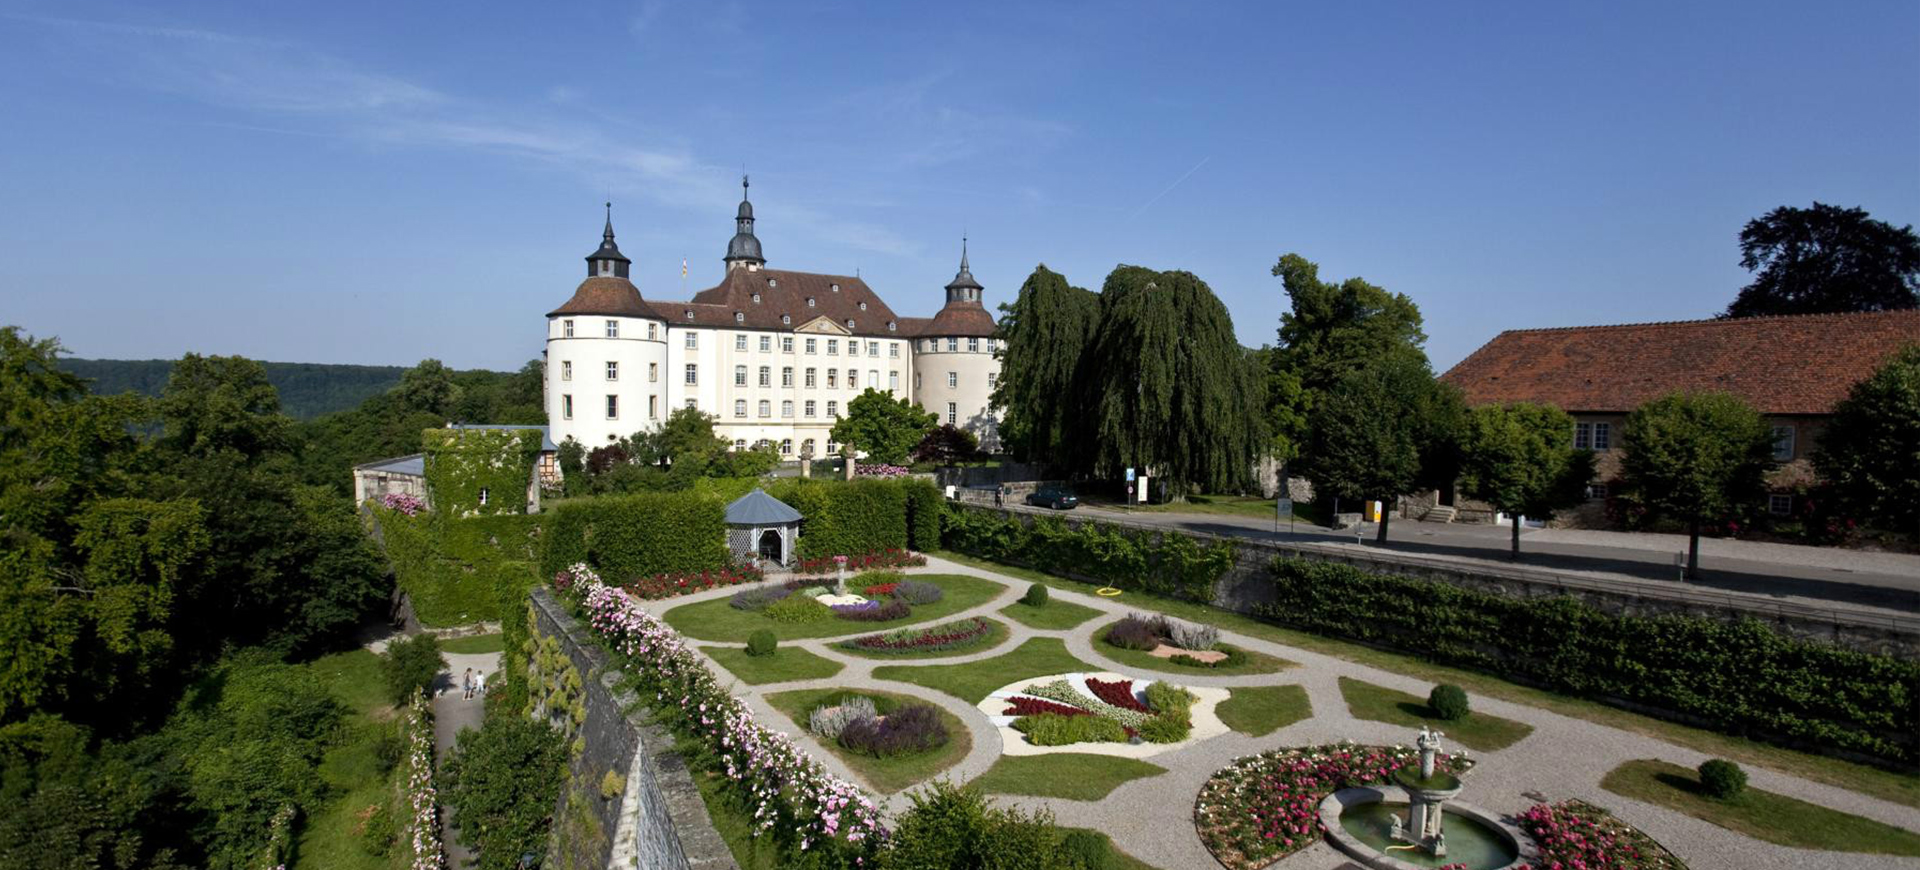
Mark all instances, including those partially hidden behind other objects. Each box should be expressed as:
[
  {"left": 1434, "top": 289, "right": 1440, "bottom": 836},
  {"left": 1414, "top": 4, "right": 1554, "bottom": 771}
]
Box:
[
  {"left": 940, "top": 503, "right": 1235, "bottom": 602},
  {"left": 902, "top": 477, "right": 943, "bottom": 551},
  {"left": 768, "top": 478, "right": 924, "bottom": 559},
  {"left": 538, "top": 492, "right": 728, "bottom": 580},
  {"left": 375, "top": 509, "right": 542, "bottom": 627},
  {"left": 1260, "top": 557, "right": 1920, "bottom": 766}
]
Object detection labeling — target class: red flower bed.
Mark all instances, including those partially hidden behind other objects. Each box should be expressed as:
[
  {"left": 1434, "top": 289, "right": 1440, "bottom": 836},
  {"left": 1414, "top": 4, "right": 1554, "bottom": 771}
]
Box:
[
  {"left": 796, "top": 548, "right": 927, "bottom": 575},
  {"left": 1002, "top": 697, "right": 1092, "bottom": 718},
  {"left": 841, "top": 617, "right": 993, "bottom": 654},
  {"left": 863, "top": 582, "right": 900, "bottom": 596},
  {"left": 1085, "top": 677, "right": 1150, "bottom": 712},
  {"left": 620, "top": 563, "right": 766, "bottom": 600},
  {"left": 1519, "top": 800, "right": 1685, "bottom": 868}
]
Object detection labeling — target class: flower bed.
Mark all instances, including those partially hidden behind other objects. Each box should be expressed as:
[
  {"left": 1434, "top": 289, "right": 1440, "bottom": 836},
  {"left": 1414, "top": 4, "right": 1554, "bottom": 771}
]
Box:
[
  {"left": 1520, "top": 800, "right": 1687, "bottom": 869},
  {"left": 797, "top": 549, "right": 927, "bottom": 575},
  {"left": 556, "top": 564, "right": 884, "bottom": 859},
  {"left": 383, "top": 491, "right": 426, "bottom": 516},
  {"left": 862, "top": 582, "right": 900, "bottom": 596},
  {"left": 1194, "top": 743, "right": 1472, "bottom": 870},
  {"left": 833, "top": 599, "right": 912, "bottom": 622},
  {"left": 855, "top": 463, "right": 911, "bottom": 478},
  {"left": 839, "top": 617, "right": 995, "bottom": 655},
  {"left": 1002, "top": 676, "right": 1195, "bottom": 744},
  {"left": 623, "top": 563, "right": 766, "bottom": 600},
  {"left": 1002, "top": 696, "right": 1093, "bottom": 718},
  {"left": 1086, "top": 677, "right": 1151, "bottom": 712},
  {"left": 403, "top": 692, "right": 445, "bottom": 870}
]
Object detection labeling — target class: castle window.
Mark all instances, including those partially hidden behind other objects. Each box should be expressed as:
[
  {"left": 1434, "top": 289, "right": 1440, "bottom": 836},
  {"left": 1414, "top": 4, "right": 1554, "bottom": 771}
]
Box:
[
  {"left": 758, "top": 366, "right": 771, "bottom": 387},
  {"left": 686, "top": 398, "right": 696, "bottom": 410},
  {"left": 782, "top": 337, "right": 793, "bottom": 353},
  {"left": 735, "top": 399, "right": 747, "bottom": 418},
  {"left": 781, "top": 366, "right": 794, "bottom": 387},
  {"left": 888, "top": 321, "right": 897, "bottom": 332},
  {"left": 563, "top": 319, "right": 575, "bottom": 338},
  {"left": 649, "top": 363, "right": 658, "bottom": 382},
  {"left": 735, "top": 366, "right": 747, "bottom": 386},
  {"left": 562, "top": 360, "right": 572, "bottom": 381},
  {"left": 1772, "top": 425, "right": 1796, "bottom": 461},
  {"left": 858, "top": 301, "right": 867, "bottom": 310},
  {"left": 781, "top": 400, "right": 793, "bottom": 418},
  {"left": 734, "top": 311, "right": 744, "bottom": 322},
  {"left": 736, "top": 334, "right": 748, "bottom": 351},
  {"left": 805, "top": 400, "right": 816, "bottom": 417},
  {"left": 684, "top": 364, "right": 698, "bottom": 384},
  {"left": 686, "top": 332, "right": 698, "bottom": 349},
  {"left": 915, "top": 372, "right": 922, "bottom": 390},
  {"left": 782, "top": 314, "right": 791, "bottom": 324},
  {"left": 869, "top": 369, "right": 879, "bottom": 388},
  {"left": 805, "top": 367, "right": 817, "bottom": 388},
  {"left": 968, "top": 337, "right": 980, "bottom": 353},
  {"left": 606, "top": 395, "right": 619, "bottom": 419},
  {"left": 889, "top": 371, "right": 899, "bottom": 391},
  {"left": 889, "top": 342, "right": 899, "bottom": 358},
  {"left": 752, "top": 293, "right": 761, "bottom": 303},
  {"left": 846, "top": 319, "right": 855, "bottom": 329},
  {"left": 562, "top": 394, "right": 572, "bottom": 419},
  {"left": 947, "top": 371, "right": 957, "bottom": 388},
  {"left": 606, "top": 319, "right": 619, "bottom": 338},
  {"left": 758, "top": 400, "right": 771, "bottom": 418},
  {"left": 849, "top": 370, "right": 859, "bottom": 389},
  {"left": 650, "top": 395, "right": 658, "bottom": 418},
  {"left": 827, "top": 400, "right": 838, "bottom": 418},
  {"left": 989, "top": 372, "right": 998, "bottom": 389},
  {"left": 685, "top": 309, "right": 695, "bottom": 321},
  {"left": 807, "top": 297, "right": 816, "bottom": 308},
  {"left": 947, "top": 337, "right": 958, "bottom": 352},
  {"left": 606, "top": 361, "right": 618, "bottom": 380},
  {"left": 647, "top": 323, "right": 657, "bottom": 340},
  {"left": 769, "top": 278, "right": 777, "bottom": 287},
  {"left": 802, "top": 438, "right": 815, "bottom": 457},
  {"left": 735, "top": 439, "right": 746, "bottom": 451},
  {"left": 827, "top": 339, "right": 838, "bottom": 355},
  {"left": 827, "top": 437, "right": 838, "bottom": 454},
  {"left": 806, "top": 338, "right": 817, "bottom": 354},
  {"left": 827, "top": 369, "right": 838, "bottom": 389},
  {"left": 830, "top": 284, "right": 840, "bottom": 292},
  {"left": 780, "top": 438, "right": 793, "bottom": 455},
  {"left": 760, "top": 335, "right": 772, "bottom": 352},
  {"left": 946, "top": 403, "right": 956, "bottom": 425}
]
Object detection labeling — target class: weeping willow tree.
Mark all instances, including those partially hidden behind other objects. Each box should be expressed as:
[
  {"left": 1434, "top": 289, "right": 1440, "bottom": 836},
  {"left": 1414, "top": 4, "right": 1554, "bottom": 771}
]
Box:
[
  {"left": 1087, "top": 266, "right": 1265, "bottom": 495},
  {"left": 991, "top": 265, "right": 1102, "bottom": 463}
]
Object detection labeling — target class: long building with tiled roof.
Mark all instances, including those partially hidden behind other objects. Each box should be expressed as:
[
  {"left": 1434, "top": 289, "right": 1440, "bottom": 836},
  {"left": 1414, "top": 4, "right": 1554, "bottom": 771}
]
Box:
[
  {"left": 1439, "top": 308, "right": 1920, "bottom": 515},
  {"left": 544, "top": 181, "right": 1002, "bottom": 456}
]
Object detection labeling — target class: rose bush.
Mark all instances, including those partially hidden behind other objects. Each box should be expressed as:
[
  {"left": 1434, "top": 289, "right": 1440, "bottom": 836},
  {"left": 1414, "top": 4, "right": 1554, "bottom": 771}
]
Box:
[{"left": 623, "top": 563, "right": 765, "bottom": 600}]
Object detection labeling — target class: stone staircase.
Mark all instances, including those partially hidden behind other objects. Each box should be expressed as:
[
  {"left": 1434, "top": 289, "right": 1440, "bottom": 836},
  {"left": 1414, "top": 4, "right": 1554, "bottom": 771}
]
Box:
[{"left": 1422, "top": 505, "right": 1457, "bottom": 524}]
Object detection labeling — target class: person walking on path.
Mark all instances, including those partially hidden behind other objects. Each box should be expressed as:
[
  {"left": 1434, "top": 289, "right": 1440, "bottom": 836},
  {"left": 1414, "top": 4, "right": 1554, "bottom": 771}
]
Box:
[
  {"left": 475, "top": 670, "right": 486, "bottom": 696},
  {"left": 461, "top": 668, "right": 474, "bottom": 700}
]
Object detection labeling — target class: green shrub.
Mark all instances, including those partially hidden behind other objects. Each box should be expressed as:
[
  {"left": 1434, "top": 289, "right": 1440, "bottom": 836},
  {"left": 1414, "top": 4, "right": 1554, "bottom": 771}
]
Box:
[
  {"left": 940, "top": 503, "right": 1235, "bottom": 601},
  {"left": 1012, "top": 713, "right": 1129, "bottom": 746},
  {"left": 1144, "top": 682, "right": 1195, "bottom": 718},
  {"left": 538, "top": 492, "right": 728, "bottom": 579},
  {"left": 746, "top": 629, "right": 778, "bottom": 657},
  {"left": 1058, "top": 829, "right": 1117, "bottom": 870},
  {"left": 600, "top": 770, "right": 627, "bottom": 800},
  {"left": 1023, "top": 583, "right": 1049, "bottom": 607},
  {"left": 1258, "top": 556, "right": 1920, "bottom": 765},
  {"left": 1137, "top": 713, "right": 1191, "bottom": 744},
  {"left": 357, "top": 801, "right": 394, "bottom": 857},
  {"left": 886, "top": 781, "right": 1063, "bottom": 870},
  {"left": 1428, "top": 684, "right": 1470, "bottom": 721},
  {"left": 903, "top": 477, "right": 943, "bottom": 551},
  {"left": 372, "top": 728, "right": 405, "bottom": 773},
  {"left": 381, "top": 633, "right": 445, "bottom": 706},
  {"left": 440, "top": 717, "right": 568, "bottom": 870},
  {"left": 1698, "top": 759, "right": 1747, "bottom": 800},
  {"left": 764, "top": 594, "right": 832, "bottom": 623}
]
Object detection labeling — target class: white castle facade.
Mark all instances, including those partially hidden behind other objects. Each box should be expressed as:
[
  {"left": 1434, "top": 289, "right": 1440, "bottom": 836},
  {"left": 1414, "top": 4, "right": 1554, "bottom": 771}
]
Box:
[{"left": 544, "top": 180, "right": 1001, "bottom": 460}]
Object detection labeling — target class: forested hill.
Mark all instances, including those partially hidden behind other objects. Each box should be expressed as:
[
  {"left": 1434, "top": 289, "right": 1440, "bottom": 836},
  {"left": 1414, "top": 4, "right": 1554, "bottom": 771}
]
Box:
[{"left": 62, "top": 358, "right": 410, "bottom": 420}]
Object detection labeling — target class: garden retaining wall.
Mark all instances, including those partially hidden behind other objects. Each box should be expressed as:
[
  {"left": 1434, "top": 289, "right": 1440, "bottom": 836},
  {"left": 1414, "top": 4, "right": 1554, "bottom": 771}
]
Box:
[
  {"left": 528, "top": 587, "right": 737, "bottom": 870},
  {"left": 956, "top": 504, "right": 1920, "bottom": 660}
]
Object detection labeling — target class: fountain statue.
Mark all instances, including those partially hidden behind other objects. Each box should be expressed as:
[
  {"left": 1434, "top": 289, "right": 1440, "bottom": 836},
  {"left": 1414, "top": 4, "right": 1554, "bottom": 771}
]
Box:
[{"left": 1388, "top": 725, "right": 1463, "bottom": 857}]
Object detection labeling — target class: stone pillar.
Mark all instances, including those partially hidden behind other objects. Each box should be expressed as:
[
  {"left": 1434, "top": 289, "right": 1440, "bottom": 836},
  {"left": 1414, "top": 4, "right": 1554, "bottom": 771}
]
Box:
[{"left": 800, "top": 458, "right": 811, "bottom": 478}]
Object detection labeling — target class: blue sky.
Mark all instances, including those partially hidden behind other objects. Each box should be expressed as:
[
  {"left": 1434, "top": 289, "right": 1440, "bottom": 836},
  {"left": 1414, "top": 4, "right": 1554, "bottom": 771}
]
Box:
[{"left": 4, "top": 1, "right": 1916, "bottom": 373}]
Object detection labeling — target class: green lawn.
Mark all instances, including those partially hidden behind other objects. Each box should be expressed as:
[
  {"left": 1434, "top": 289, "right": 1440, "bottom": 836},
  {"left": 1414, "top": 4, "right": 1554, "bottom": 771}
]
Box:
[
  {"left": 663, "top": 574, "right": 1008, "bottom": 642},
  {"left": 932, "top": 550, "right": 1920, "bottom": 810},
  {"left": 1601, "top": 759, "right": 1920, "bottom": 856},
  {"left": 970, "top": 753, "right": 1166, "bottom": 801},
  {"left": 703, "top": 645, "right": 846, "bottom": 685},
  {"left": 998, "top": 597, "right": 1103, "bottom": 630},
  {"left": 440, "top": 633, "right": 505, "bottom": 654},
  {"left": 1217, "top": 685, "right": 1313, "bottom": 737},
  {"left": 293, "top": 649, "right": 401, "bottom": 870},
  {"left": 873, "top": 637, "right": 1095, "bottom": 704},
  {"left": 764, "top": 689, "right": 972, "bottom": 793},
  {"left": 1338, "top": 677, "right": 1534, "bottom": 752},
  {"left": 1090, "top": 622, "right": 1292, "bottom": 676},
  {"left": 833, "top": 618, "right": 1012, "bottom": 660},
  {"left": 1057, "top": 827, "right": 1164, "bottom": 870}
]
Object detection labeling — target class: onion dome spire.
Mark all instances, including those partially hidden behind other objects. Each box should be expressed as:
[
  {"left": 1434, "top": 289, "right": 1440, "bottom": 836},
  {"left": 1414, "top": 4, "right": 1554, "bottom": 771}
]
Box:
[
  {"left": 944, "top": 235, "right": 983, "bottom": 303},
  {"left": 724, "top": 174, "right": 765, "bottom": 270},
  {"left": 585, "top": 201, "right": 631, "bottom": 278}
]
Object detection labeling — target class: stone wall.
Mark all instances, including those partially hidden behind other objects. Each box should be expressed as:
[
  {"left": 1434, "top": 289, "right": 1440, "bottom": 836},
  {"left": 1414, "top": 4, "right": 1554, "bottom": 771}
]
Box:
[
  {"left": 955, "top": 504, "right": 1920, "bottom": 659},
  {"left": 528, "top": 588, "right": 737, "bottom": 870}
]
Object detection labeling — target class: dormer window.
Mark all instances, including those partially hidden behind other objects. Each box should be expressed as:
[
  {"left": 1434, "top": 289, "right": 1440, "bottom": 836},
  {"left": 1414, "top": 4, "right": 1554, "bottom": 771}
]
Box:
[
  {"left": 685, "top": 309, "right": 695, "bottom": 321},
  {"left": 752, "top": 293, "right": 761, "bottom": 303},
  {"left": 734, "top": 311, "right": 745, "bottom": 322},
  {"left": 807, "top": 297, "right": 816, "bottom": 308},
  {"left": 845, "top": 319, "right": 856, "bottom": 329},
  {"left": 858, "top": 301, "right": 868, "bottom": 311},
  {"left": 830, "top": 284, "right": 840, "bottom": 292},
  {"left": 768, "top": 278, "right": 778, "bottom": 288},
  {"left": 887, "top": 321, "right": 897, "bottom": 332},
  {"left": 781, "top": 314, "right": 791, "bottom": 324},
  {"left": 599, "top": 260, "right": 612, "bottom": 275}
]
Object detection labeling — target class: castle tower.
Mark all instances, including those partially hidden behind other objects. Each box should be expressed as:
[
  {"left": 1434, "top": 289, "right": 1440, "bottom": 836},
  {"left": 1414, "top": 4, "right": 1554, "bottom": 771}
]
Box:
[
  {"left": 912, "top": 238, "right": 1002, "bottom": 450},
  {"left": 723, "top": 175, "right": 765, "bottom": 272},
  {"left": 545, "top": 205, "right": 669, "bottom": 448}
]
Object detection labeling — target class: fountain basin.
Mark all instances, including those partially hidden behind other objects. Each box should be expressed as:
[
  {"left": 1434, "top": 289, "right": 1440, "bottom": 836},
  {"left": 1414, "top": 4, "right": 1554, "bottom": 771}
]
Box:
[{"left": 1319, "top": 787, "right": 1537, "bottom": 870}]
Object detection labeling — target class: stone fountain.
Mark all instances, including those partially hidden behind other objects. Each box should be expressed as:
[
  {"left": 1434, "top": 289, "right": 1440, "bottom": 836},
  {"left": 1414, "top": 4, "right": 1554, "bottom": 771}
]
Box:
[{"left": 1387, "top": 726, "right": 1464, "bottom": 857}]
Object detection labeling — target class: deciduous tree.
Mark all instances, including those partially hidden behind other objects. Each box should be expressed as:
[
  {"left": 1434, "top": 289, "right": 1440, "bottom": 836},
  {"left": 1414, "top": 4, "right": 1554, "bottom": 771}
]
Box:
[
  {"left": 913, "top": 424, "right": 981, "bottom": 465},
  {"left": 991, "top": 265, "right": 1101, "bottom": 464},
  {"left": 1619, "top": 392, "right": 1776, "bottom": 578},
  {"left": 1300, "top": 357, "right": 1437, "bottom": 543},
  {"left": 1815, "top": 345, "right": 1920, "bottom": 538},
  {"left": 1724, "top": 203, "right": 1920, "bottom": 317},
  {"left": 1458, "top": 402, "right": 1597, "bottom": 558},
  {"left": 832, "top": 388, "right": 937, "bottom": 465}
]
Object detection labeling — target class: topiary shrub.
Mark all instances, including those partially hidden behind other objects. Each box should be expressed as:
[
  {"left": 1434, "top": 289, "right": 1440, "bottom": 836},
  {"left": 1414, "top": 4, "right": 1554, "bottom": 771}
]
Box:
[
  {"left": 1698, "top": 758, "right": 1747, "bottom": 800},
  {"left": 1428, "top": 684, "right": 1470, "bottom": 721},
  {"left": 1023, "top": 583, "right": 1049, "bottom": 607},
  {"left": 1058, "top": 829, "right": 1117, "bottom": 870},
  {"left": 746, "top": 629, "right": 778, "bottom": 657}
]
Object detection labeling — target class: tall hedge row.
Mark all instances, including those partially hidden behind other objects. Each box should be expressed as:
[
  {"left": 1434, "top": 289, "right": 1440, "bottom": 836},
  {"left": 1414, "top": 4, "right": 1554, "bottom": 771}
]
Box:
[
  {"left": 540, "top": 493, "right": 729, "bottom": 581},
  {"left": 1261, "top": 557, "right": 1920, "bottom": 766},
  {"left": 940, "top": 503, "right": 1235, "bottom": 601},
  {"left": 767, "top": 478, "right": 924, "bottom": 559},
  {"left": 902, "top": 478, "right": 942, "bottom": 551}
]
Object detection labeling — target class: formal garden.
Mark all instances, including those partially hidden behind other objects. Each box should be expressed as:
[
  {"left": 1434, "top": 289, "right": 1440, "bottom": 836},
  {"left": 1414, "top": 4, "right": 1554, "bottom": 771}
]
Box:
[{"left": 367, "top": 474, "right": 1920, "bottom": 869}]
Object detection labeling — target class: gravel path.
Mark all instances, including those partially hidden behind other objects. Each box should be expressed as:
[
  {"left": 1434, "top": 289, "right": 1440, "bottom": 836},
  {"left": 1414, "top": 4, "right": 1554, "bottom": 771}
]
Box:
[
  {"left": 431, "top": 650, "right": 501, "bottom": 870},
  {"left": 634, "top": 558, "right": 1920, "bottom": 870}
]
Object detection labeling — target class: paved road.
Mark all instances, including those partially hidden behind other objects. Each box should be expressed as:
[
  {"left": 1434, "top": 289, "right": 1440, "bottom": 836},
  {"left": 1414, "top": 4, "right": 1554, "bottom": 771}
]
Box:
[
  {"left": 1035, "top": 503, "right": 1920, "bottom": 619},
  {"left": 432, "top": 651, "right": 501, "bottom": 870}
]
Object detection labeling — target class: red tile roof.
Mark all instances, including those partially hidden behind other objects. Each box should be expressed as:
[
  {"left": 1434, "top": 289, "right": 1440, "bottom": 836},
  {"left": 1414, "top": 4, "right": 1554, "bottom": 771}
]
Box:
[
  {"left": 547, "top": 276, "right": 654, "bottom": 318},
  {"left": 649, "top": 268, "right": 909, "bottom": 338},
  {"left": 1440, "top": 309, "right": 1920, "bottom": 416},
  {"left": 921, "top": 301, "right": 997, "bottom": 337}
]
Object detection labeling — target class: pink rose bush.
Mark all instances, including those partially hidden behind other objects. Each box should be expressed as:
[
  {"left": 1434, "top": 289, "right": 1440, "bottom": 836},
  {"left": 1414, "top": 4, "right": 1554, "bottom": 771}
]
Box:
[
  {"left": 556, "top": 563, "right": 885, "bottom": 861},
  {"left": 1194, "top": 743, "right": 1473, "bottom": 869},
  {"left": 621, "top": 563, "right": 765, "bottom": 600},
  {"left": 403, "top": 693, "right": 445, "bottom": 870},
  {"left": 855, "top": 463, "right": 910, "bottom": 478},
  {"left": 1519, "top": 800, "right": 1685, "bottom": 869}
]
